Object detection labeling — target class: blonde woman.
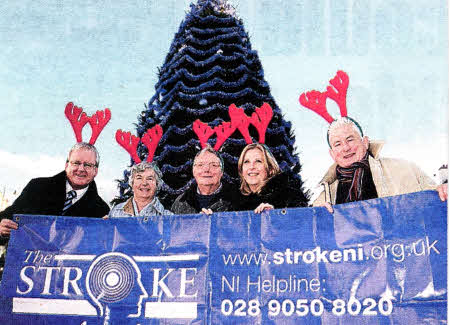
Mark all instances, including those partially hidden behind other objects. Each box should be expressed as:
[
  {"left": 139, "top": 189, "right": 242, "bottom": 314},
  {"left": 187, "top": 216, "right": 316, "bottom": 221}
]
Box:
[{"left": 235, "top": 143, "right": 307, "bottom": 213}]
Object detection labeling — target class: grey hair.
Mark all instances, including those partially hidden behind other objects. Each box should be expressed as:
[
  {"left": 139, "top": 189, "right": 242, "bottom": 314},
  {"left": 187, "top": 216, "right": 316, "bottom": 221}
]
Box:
[
  {"left": 327, "top": 117, "right": 364, "bottom": 147},
  {"left": 67, "top": 142, "right": 100, "bottom": 166},
  {"left": 129, "top": 162, "right": 163, "bottom": 193},
  {"left": 193, "top": 145, "right": 224, "bottom": 172}
]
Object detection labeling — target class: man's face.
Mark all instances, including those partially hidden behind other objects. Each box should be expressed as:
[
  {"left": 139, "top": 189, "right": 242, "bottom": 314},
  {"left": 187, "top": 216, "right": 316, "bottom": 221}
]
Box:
[
  {"left": 65, "top": 149, "right": 98, "bottom": 190},
  {"left": 193, "top": 151, "right": 223, "bottom": 188},
  {"left": 329, "top": 124, "right": 369, "bottom": 168},
  {"left": 132, "top": 168, "right": 157, "bottom": 202}
]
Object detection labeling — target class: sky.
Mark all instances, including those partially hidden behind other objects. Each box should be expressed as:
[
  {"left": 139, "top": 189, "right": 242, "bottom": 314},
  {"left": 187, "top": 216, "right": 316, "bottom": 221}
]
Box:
[{"left": 0, "top": 0, "right": 448, "bottom": 204}]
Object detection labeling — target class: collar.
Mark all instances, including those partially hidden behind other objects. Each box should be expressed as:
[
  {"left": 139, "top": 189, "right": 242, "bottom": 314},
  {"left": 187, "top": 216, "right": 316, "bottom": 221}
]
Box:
[
  {"left": 320, "top": 140, "right": 384, "bottom": 184},
  {"left": 196, "top": 182, "right": 222, "bottom": 195},
  {"left": 122, "top": 196, "right": 166, "bottom": 216},
  {"left": 132, "top": 197, "right": 157, "bottom": 216},
  {"left": 65, "top": 181, "right": 89, "bottom": 204},
  {"left": 122, "top": 198, "right": 135, "bottom": 215}
]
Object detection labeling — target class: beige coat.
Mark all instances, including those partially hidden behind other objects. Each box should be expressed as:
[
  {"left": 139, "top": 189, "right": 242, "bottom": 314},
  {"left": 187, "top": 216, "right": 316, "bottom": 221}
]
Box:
[{"left": 313, "top": 141, "right": 436, "bottom": 206}]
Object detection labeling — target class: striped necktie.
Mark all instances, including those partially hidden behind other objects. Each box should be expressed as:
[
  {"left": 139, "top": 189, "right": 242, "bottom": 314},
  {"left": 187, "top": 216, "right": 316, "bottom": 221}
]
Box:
[{"left": 62, "top": 190, "right": 77, "bottom": 214}]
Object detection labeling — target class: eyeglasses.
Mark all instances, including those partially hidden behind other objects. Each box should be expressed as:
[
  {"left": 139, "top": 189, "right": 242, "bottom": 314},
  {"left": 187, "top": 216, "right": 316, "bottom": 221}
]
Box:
[
  {"left": 193, "top": 162, "right": 221, "bottom": 169},
  {"left": 69, "top": 161, "right": 97, "bottom": 171}
]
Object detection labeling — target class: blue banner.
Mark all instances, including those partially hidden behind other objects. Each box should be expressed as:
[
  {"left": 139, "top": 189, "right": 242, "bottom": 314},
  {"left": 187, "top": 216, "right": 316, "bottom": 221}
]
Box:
[{"left": 0, "top": 191, "right": 447, "bottom": 324}]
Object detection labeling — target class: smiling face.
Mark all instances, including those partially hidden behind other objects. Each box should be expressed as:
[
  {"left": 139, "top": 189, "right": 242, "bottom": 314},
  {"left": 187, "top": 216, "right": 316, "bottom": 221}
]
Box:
[
  {"left": 192, "top": 151, "right": 223, "bottom": 191},
  {"left": 132, "top": 168, "right": 157, "bottom": 202},
  {"left": 328, "top": 123, "right": 369, "bottom": 167},
  {"left": 241, "top": 148, "right": 268, "bottom": 192},
  {"left": 65, "top": 148, "right": 98, "bottom": 190}
]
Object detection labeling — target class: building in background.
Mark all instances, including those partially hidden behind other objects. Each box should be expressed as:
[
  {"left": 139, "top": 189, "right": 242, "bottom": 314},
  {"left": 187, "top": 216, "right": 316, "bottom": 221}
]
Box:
[{"left": 0, "top": 189, "right": 18, "bottom": 212}]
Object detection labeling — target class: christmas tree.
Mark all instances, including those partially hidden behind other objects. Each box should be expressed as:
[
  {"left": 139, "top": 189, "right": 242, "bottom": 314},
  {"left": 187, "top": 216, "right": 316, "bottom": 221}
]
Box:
[{"left": 115, "top": 0, "right": 308, "bottom": 207}]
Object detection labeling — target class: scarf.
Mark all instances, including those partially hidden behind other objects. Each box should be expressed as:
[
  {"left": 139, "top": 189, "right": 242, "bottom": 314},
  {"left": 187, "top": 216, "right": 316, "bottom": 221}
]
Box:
[{"left": 336, "top": 152, "right": 371, "bottom": 203}]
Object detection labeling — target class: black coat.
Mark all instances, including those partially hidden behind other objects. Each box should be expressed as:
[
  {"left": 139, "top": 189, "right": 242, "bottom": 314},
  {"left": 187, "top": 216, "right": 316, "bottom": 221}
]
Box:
[
  {"left": 171, "top": 182, "right": 236, "bottom": 214},
  {"left": 0, "top": 171, "right": 109, "bottom": 272},
  {"left": 233, "top": 173, "right": 308, "bottom": 211},
  {"left": 0, "top": 171, "right": 110, "bottom": 221}
]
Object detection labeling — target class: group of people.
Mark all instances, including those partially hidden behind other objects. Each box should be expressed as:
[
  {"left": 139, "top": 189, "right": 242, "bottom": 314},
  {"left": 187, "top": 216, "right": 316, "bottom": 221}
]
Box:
[
  {"left": 109, "top": 141, "right": 307, "bottom": 219},
  {"left": 0, "top": 117, "right": 447, "bottom": 240}
]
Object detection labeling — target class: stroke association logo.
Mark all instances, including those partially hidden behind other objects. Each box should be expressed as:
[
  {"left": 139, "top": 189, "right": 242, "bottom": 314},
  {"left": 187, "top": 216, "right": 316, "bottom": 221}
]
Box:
[
  {"left": 86, "top": 252, "right": 148, "bottom": 318},
  {"left": 10, "top": 249, "right": 201, "bottom": 321}
]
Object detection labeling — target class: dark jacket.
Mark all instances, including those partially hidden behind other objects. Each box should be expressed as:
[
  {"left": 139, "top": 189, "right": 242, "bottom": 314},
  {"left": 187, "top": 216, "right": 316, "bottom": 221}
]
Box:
[
  {"left": 0, "top": 171, "right": 109, "bottom": 221},
  {"left": 0, "top": 171, "right": 109, "bottom": 274},
  {"left": 234, "top": 172, "right": 308, "bottom": 211},
  {"left": 171, "top": 181, "right": 236, "bottom": 214}
]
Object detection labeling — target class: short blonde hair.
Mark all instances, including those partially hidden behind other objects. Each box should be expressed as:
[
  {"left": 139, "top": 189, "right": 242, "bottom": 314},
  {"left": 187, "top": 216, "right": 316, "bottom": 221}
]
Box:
[{"left": 238, "top": 143, "right": 281, "bottom": 195}]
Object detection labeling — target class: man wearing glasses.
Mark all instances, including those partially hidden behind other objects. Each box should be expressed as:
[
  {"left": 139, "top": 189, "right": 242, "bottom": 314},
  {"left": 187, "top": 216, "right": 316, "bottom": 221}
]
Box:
[
  {"left": 0, "top": 143, "right": 110, "bottom": 238},
  {"left": 171, "top": 145, "right": 236, "bottom": 214}
]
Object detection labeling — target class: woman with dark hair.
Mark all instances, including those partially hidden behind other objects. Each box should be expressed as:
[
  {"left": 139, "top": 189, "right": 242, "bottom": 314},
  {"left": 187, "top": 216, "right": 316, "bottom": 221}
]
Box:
[{"left": 234, "top": 143, "right": 307, "bottom": 213}]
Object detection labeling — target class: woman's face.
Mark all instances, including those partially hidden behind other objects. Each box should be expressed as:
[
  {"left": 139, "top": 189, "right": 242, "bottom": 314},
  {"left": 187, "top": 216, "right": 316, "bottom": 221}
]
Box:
[
  {"left": 132, "top": 168, "right": 157, "bottom": 202},
  {"left": 242, "top": 148, "right": 268, "bottom": 192}
]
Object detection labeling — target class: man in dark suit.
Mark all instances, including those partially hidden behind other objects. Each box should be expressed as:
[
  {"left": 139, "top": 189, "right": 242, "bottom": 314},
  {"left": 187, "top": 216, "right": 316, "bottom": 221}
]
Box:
[{"left": 0, "top": 142, "right": 110, "bottom": 237}]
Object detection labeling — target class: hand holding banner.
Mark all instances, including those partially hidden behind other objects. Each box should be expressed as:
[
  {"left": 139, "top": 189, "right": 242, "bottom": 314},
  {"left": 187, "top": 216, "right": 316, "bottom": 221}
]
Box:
[{"left": 0, "top": 191, "right": 446, "bottom": 324}]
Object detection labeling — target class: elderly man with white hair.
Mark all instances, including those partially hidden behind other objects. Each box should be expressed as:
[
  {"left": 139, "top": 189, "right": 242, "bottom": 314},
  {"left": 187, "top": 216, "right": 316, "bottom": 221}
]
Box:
[
  {"left": 171, "top": 145, "right": 236, "bottom": 215},
  {"left": 313, "top": 117, "right": 447, "bottom": 212}
]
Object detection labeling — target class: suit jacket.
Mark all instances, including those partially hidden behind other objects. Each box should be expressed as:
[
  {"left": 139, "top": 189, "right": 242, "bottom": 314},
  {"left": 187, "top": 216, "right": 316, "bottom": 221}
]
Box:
[
  {"left": 0, "top": 171, "right": 110, "bottom": 271},
  {"left": 0, "top": 171, "right": 110, "bottom": 221}
]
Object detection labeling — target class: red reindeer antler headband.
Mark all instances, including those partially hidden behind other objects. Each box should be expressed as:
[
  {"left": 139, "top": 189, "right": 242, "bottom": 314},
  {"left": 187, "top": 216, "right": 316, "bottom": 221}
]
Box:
[
  {"left": 299, "top": 70, "right": 364, "bottom": 144},
  {"left": 192, "top": 102, "right": 273, "bottom": 150},
  {"left": 115, "top": 125, "right": 163, "bottom": 164},
  {"left": 299, "top": 70, "right": 349, "bottom": 122},
  {"left": 65, "top": 102, "right": 111, "bottom": 144}
]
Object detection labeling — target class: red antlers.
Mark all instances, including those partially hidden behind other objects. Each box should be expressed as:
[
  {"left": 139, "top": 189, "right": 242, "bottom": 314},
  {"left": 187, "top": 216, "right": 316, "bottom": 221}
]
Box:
[
  {"left": 229, "top": 104, "right": 252, "bottom": 144},
  {"left": 213, "top": 122, "right": 235, "bottom": 151},
  {"left": 88, "top": 109, "right": 112, "bottom": 145},
  {"left": 299, "top": 70, "right": 349, "bottom": 123},
  {"left": 193, "top": 103, "right": 273, "bottom": 150},
  {"left": 299, "top": 91, "right": 333, "bottom": 123},
  {"left": 192, "top": 120, "right": 215, "bottom": 149},
  {"left": 115, "top": 125, "right": 163, "bottom": 164},
  {"left": 141, "top": 125, "right": 163, "bottom": 163},
  {"left": 249, "top": 103, "right": 273, "bottom": 144},
  {"left": 115, "top": 131, "right": 141, "bottom": 163},
  {"left": 65, "top": 102, "right": 111, "bottom": 144}
]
